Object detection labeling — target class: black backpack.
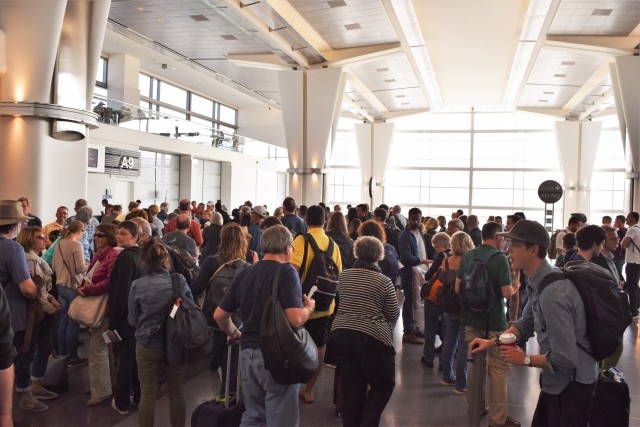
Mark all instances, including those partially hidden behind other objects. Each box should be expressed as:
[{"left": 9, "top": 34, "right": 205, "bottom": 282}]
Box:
[
  {"left": 168, "top": 246, "right": 200, "bottom": 285},
  {"left": 202, "top": 255, "right": 248, "bottom": 329},
  {"left": 547, "top": 229, "right": 563, "bottom": 260},
  {"left": 298, "top": 234, "right": 339, "bottom": 313},
  {"left": 539, "top": 261, "right": 632, "bottom": 361},
  {"left": 435, "top": 258, "right": 462, "bottom": 314},
  {"left": 164, "top": 273, "right": 213, "bottom": 365},
  {"left": 459, "top": 248, "right": 501, "bottom": 315}
]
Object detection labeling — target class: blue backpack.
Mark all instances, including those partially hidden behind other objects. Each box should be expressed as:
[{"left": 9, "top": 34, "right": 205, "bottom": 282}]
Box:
[{"left": 460, "top": 248, "right": 501, "bottom": 315}]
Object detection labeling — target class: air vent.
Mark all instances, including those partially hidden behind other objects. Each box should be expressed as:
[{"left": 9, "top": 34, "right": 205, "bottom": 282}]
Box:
[
  {"left": 396, "top": 95, "right": 406, "bottom": 98},
  {"left": 401, "top": 102, "right": 410, "bottom": 105},
  {"left": 328, "top": 0, "right": 347, "bottom": 8},
  {"left": 538, "top": 99, "right": 549, "bottom": 103},
  {"left": 190, "top": 15, "right": 210, "bottom": 22},
  {"left": 384, "top": 79, "right": 396, "bottom": 83},
  {"left": 543, "top": 91, "right": 554, "bottom": 95},
  {"left": 376, "top": 67, "right": 389, "bottom": 72},
  {"left": 221, "top": 35, "right": 238, "bottom": 40},
  {"left": 344, "top": 23, "right": 362, "bottom": 31},
  {"left": 561, "top": 61, "right": 575, "bottom": 66},
  {"left": 592, "top": 9, "right": 613, "bottom": 16},
  {"left": 553, "top": 73, "right": 566, "bottom": 78}
]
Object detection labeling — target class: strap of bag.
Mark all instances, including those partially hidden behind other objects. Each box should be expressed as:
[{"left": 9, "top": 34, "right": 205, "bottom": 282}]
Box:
[
  {"left": 57, "top": 244, "right": 78, "bottom": 287},
  {"left": 271, "top": 263, "right": 286, "bottom": 298},
  {"left": 298, "top": 234, "right": 310, "bottom": 279},
  {"left": 170, "top": 273, "right": 181, "bottom": 300},
  {"left": 629, "top": 228, "right": 640, "bottom": 252},
  {"left": 444, "top": 257, "right": 450, "bottom": 271},
  {"left": 212, "top": 257, "right": 243, "bottom": 278}
]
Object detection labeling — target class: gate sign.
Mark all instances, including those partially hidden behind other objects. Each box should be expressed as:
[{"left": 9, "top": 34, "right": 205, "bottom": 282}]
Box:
[{"left": 538, "top": 180, "right": 563, "bottom": 204}]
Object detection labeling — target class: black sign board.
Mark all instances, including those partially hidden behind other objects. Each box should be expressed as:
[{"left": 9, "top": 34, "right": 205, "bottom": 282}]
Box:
[
  {"left": 368, "top": 177, "right": 377, "bottom": 199},
  {"left": 538, "top": 180, "right": 563, "bottom": 204}
]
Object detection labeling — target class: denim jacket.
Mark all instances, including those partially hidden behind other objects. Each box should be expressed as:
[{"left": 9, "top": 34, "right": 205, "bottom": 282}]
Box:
[
  {"left": 128, "top": 269, "right": 193, "bottom": 350},
  {"left": 512, "top": 261, "right": 598, "bottom": 394}
]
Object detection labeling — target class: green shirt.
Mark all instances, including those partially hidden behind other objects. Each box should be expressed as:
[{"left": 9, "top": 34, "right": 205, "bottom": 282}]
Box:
[{"left": 457, "top": 244, "right": 511, "bottom": 332}]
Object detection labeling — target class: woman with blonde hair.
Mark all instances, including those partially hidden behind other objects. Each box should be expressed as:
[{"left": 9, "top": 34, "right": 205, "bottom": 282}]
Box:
[
  {"left": 52, "top": 220, "right": 87, "bottom": 368},
  {"left": 16, "top": 227, "right": 60, "bottom": 410},
  {"left": 439, "top": 231, "right": 474, "bottom": 394},
  {"left": 191, "top": 222, "right": 249, "bottom": 392}
]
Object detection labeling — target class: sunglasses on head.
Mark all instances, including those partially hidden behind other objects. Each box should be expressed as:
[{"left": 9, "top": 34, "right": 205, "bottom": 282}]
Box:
[{"left": 94, "top": 233, "right": 107, "bottom": 238}]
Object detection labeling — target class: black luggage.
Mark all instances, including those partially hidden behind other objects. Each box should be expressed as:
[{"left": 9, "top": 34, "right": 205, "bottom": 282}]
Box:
[
  {"left": 191, "top": 343, "right": 244, "bottom": 427},
  {"left": 42, "top": 355, "right": 69, "bottom": 393},
  {"left": 589, "top": 368, "right": 630, "bottom": 427}
]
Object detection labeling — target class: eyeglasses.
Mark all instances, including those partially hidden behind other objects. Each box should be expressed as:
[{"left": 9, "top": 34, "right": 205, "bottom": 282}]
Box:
[
  {"left": 94, "top": 233, "right": 107, "bottom": 238},
  {"left": 35, "top": 235, "right": 46, "bottom": 240}
]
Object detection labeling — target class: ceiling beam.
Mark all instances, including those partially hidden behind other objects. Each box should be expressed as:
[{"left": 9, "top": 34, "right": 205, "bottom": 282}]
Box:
[
  {"left": 385, "top": 108, "right": 429, "bottom": 120},
  {"left": 323, "top": 43, "right": 403, "bottom": 67},
  {"left": 562, "top": 61, "right": 611, "bottom": 112},
  {"left": 579, "top": 87, "right": 614, "bottom": 121},
  {"left": 265, "top": 0, "right": 331, "bottom": 52},
  {"left": 345, "top": 70, "right": 389, "bottom": 115},
  {"left": 546, "top": 35, "right": 640, "bottom": 56},
  {"left": 226, "top": 53, "right": 295, "bottom": 70},
  {"left": 516, "top": 107, "right": 569, "bottom": 118}
]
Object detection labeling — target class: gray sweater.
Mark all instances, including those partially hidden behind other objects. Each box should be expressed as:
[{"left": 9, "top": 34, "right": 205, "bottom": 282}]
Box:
[{"left": 52, "top": 239, "right": 85, "bottom": 289}]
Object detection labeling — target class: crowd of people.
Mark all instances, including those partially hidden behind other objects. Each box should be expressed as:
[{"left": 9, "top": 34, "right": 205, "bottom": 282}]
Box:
[{"left": 0, "top": 195, "right": 637, "bottom": 427}]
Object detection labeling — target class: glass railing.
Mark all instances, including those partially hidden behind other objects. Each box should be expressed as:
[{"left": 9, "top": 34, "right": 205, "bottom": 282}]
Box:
[{"left": 91, "top": 96, "right": 288, "bottom": 165}]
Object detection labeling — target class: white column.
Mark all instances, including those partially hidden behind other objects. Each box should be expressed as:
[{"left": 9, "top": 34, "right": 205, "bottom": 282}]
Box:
[
  {"left": 554, "top": 121, "right": 602, "bottom": 224},
  {"left": 613, "top": 56, "right": 640, "bottom": 211},
  {"left": 108, "top": 54, "right": 142, "bottom": 109},
  {"left": 0, "top": 0, "right": 108, "bottom": 217},
  {"left": 355, "top": 122, "right": 395, "bottom": 207},
  {"left": 278, "top": 68, "right": 345, "bottom": 205}
]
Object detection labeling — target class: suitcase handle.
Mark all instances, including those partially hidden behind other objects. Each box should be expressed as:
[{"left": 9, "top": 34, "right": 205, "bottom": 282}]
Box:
[{"left": 224, "top": 341, "right": 241, "bottom": 409}]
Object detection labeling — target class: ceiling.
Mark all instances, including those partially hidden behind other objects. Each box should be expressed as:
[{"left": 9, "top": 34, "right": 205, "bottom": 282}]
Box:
[{"left": 104, "top": 0, "right": 640, "bottom": 122}]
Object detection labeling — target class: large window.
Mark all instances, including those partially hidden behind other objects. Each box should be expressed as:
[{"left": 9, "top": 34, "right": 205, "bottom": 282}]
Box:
[
  {"left": 139, "top": 150, "right": 180, "bottom": 209},
  {"left": 193, "top": 159, "right": 222, "bottom": 204},
  {"left": 138, "top": 73, "right": 237, "bottom": 132}
]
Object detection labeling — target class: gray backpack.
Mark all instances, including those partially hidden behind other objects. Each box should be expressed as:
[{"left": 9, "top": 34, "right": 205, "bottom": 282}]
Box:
[{"left": 203, "top": 255, "right": 248, "bottom": 329}]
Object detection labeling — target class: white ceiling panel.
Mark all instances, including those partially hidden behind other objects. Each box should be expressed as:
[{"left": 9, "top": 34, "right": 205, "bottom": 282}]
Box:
[{"left": 549, "top": 0, "right": 640, "bottom": 36}]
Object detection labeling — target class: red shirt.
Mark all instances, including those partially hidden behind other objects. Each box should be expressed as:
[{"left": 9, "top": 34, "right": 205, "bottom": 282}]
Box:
[{"left": 164, "top": 217, "right": 203, "bottom": 246}]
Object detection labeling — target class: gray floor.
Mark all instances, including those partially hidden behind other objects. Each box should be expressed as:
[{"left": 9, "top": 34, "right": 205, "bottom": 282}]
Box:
[{"left": 12, "top": 319, "right": 640, "bottom": 427}]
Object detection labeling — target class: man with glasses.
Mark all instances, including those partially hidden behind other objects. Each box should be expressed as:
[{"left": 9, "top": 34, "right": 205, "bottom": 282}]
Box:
[{"left": 43, "top": 206, "right": 68, "bottom": 248}]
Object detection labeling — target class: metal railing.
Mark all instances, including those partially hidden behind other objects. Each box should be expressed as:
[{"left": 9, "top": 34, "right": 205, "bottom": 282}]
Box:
[{"left": 91, "top": 96, "right": 288, "bottom": 165}]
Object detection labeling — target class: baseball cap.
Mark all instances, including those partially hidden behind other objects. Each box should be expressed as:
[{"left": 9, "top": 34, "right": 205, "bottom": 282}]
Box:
[
  {"left": 497, "top": 219, "right": 550, "bottom": 249},
  {"left": 251, "top": 206, "right": 267, "bottom": 217}
]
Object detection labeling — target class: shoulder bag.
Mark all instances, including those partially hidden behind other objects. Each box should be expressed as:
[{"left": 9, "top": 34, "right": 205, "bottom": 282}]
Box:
[{"left": 260, "top": 263, "right": 319, "bottom": 385}]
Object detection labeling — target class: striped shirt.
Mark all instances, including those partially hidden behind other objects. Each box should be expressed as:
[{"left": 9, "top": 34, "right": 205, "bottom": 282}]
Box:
[{"left": 332, "top": 268, "right": 400, "bottom": 348}]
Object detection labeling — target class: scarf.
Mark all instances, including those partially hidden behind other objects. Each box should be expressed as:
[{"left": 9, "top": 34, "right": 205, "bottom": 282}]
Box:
[
  {"left": 352, "top": 259, "right": 381, "bottom": 273},
  {"left": 27, "top": 250, "right": 53, "bottom": 291}
]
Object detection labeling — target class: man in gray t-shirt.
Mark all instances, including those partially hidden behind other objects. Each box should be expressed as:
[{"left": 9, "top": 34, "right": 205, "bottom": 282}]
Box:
[{"left": 162, "top": 214, "right": 197, "bottom": 258}]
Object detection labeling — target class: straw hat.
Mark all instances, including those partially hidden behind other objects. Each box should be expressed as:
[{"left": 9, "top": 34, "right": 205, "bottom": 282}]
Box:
[{"left": 0, "top": 200, "right": 32, "bottom": 225}]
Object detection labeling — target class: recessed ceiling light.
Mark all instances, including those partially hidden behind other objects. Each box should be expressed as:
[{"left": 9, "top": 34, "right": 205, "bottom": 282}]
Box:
[
  {"left": 396, "top": 95, "right": 406, "bottom": 98},
  {"left": 190, "top": 15, "right": 209, "bottom": 22},
  {"left": 554, "top": 73, "right": 566, "bottom": 78},
  {"left": 376, "top": 68, "right": 389, "bottom": 72},
  {"left": 136, "top": 7, "right": 144, "bottom": 11},
  {"left": 561, "top": 61, "right": 575, "bottom": 66},
  {"left": 592, "top": 9, "right": 613, "bottom": 16},
  {"left": 384, "top": 79, "right": 396, "bottom": 83},
  {"left": 538, "top": 99, "right": 549, "bottom": 102},
  {"left": 401, "top": 102, "right": 410, "bottom": 105},
  {"left": 221, "top": 35, "right": 237, "bottom": 40},
  {"left": 543, "top": 91, "right": 554, "bottom": 95},
  {"left": 344, "top": 23, "right": 362, "bottom": 31},
  {"left": 327, "top": 0, "right": 347, "bottom": 8}
]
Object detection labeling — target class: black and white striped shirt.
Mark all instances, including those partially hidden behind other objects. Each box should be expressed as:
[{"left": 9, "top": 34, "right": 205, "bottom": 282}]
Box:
[{"left": 332, "top": 268, "right": 400, "bottom": 348}]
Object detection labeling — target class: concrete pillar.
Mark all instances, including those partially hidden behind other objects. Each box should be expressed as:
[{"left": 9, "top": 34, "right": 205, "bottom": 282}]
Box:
[
  {"left": 0, "top": 0, "right": 108, "bottom": 218},
  {"left": 278, "top": 68, "right": 346, "bottom": 205},
  {"left": 612, "top": 56, "right": 640, "bottom": 212},
  {"left": 554, "top": 121, "right": 602, "bottom": 224},
  {"left": 355, "top": 122, "right": 395, "bottom": 207}
]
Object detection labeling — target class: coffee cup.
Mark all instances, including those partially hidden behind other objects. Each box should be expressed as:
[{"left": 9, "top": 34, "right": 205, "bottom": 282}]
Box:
[{"left": 498, "top": 333, "right": 516, "bottom": 347}]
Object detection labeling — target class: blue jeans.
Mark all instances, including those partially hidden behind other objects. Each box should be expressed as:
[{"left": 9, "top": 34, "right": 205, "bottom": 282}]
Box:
[
  {"left": 57, "top": 286, "right": 80, "bottom": 358},
  {"left": 401, "top": 273, "right": 413, "bottom": 333},
  {"left": 240, "top": 347, "right": 299, "bottom": 427},
  {"left": 422, "top": 301, "right": 442, "bottom": 362},
  {"left": 442, "top": 313, "right": 467, "bottom": 389},
  {"left": 113, "top": 321, "right": 140, "bottom": 411}
]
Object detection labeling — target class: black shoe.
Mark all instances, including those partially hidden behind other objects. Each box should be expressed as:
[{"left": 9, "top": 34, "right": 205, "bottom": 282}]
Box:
[{"left": 421, "top": 357, "right": 434, "bottom": 367}]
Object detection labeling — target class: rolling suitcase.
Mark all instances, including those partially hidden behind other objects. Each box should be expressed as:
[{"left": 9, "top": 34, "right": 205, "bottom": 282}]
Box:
[
  {"left": 589, "top": 367, "right": 630, "bottom": 427},
  {"left": 191, "top": 342, "right": 245, "bottom": 427}
]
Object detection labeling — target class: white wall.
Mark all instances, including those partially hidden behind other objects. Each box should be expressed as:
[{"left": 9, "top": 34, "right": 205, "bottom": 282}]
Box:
[{"left": 87, "top": 124, "right": 286, "bottom": 211}]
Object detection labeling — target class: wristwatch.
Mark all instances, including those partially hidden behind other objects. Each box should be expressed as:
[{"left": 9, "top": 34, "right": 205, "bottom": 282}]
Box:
[{"left": 523, "top": 355, "right": 532, "bottom": 366}]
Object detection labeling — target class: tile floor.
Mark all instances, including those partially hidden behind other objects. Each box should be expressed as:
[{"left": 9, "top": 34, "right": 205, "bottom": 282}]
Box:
[{"left": 11, "top": 319, "right": 640, "bottom": 427}]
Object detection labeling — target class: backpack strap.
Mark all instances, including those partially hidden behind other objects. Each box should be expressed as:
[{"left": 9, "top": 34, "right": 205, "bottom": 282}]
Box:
[
  {"left": 298, "top": 233, "right": 310, "bottom": 279},
  {"left": 170, "top": 273, "right": 182, "bottom": 299},
  {"left": 271, "top": 263, "right": 286, "bottom": 298},
  {"left": 538, "top": 272, "right": 566, "bottom": 294},
  {"left": 444, "top": 257, "right": 450, "bottom": 271},
  {"left": 629, "top": 226, "right": 640, "bottom": 252}
]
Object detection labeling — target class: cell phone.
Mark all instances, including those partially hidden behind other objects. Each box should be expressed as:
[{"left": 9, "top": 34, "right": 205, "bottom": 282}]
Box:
[{"left": 308, "top": 285, "right": 318, "bottom": 298}]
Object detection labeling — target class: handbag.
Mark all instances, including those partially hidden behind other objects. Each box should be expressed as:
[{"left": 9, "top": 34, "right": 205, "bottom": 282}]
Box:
[
  {"left": 260, "top": 263, "right": 319, "bottom": 385},
  {"left": 68, "top": 293, "right": 108, "bottom": 328},
  {"left": 21, "top": 271, "right": 46, "bottom": 355}
]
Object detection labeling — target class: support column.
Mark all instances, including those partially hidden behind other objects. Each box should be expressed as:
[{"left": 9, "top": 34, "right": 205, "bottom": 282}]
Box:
[
  {"left": 108, "top": 54, "right": 141, "bottom": 110},
  {"left": 355, "top": 122, "right": 395, "bottom": 208},
  {"left": 612, "top": 56, "right": 640, "bottom": 212},
  {"left": 279, "top": 68, "right": 345, "bottom": 205},
  {"left": 554, "top": 121, "right": 602, "bottom": 224},
  {"left": 0, "top": 0, "right": 108, "bottom": 218}
]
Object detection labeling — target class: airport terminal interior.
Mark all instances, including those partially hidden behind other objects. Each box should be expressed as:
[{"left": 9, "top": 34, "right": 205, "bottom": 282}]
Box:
[{"left": 1, "top": 0, "right": 640, "bottom": 425}]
